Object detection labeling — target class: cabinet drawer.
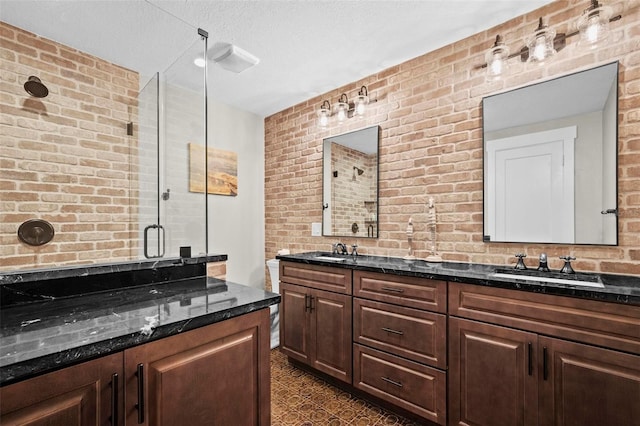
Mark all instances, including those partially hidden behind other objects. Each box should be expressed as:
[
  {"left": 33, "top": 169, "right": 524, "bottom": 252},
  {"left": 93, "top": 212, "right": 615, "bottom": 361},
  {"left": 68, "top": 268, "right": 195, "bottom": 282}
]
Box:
[
  {"left": 449, "top": 282, "right": 640, "bottom": 355},
  {"left": 354, "top": 298, "right": 446, "bottom": 369},
  {"left": 280, "top": 261, "right": 352, "bottom": 294},
  {"left": 353, "top": 270, "right": 446, "bottom": 313},
  {"left": 353, "top": 344, "right": 446, "bottom": 425}
]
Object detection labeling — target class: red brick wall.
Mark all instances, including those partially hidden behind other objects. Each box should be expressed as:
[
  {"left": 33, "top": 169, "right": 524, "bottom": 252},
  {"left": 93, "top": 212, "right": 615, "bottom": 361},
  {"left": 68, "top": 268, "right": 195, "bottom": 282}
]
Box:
[
  {"left": 265, "top": 0, "right": 640, "bottom": 274},
  {"left": 0, "top": 22, "right": 139, "bottom": 270}
]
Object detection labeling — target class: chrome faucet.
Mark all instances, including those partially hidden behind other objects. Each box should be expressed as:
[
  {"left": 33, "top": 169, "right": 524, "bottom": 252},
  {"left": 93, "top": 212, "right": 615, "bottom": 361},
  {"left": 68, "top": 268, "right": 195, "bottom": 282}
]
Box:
[
  {"left": 537, "top": 253, "right": 550, "bottom": 272},
  {"left": 351, "top": 244, "right": 358, "bottom": 257},
  {"left": 333, "top": 242, "right": 348, "bottom": 255}
]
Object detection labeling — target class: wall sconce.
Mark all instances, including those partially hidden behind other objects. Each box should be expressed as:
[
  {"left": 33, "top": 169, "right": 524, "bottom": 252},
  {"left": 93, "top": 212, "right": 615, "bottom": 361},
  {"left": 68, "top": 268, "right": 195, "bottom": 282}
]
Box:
[
  {"left": 577, "top": 0, "right": 612, "bottom": 47},
  {"left": 354, "top": 86, "right": 369, "bottom": 116},
  {"left": 526, "top": 17, "right": 556, "bottom": 64},
  {"left": 317, "top": 100, "right": 331, "bottom": 128},
  {"left": 334, "top": 94, "right": 350, "bottom": 123},
  {"left": 317, "top": 85, "right": 377, "bottom": 128},
  {"left": 476, "top": 1, "right": 621, "bottom": 78}
]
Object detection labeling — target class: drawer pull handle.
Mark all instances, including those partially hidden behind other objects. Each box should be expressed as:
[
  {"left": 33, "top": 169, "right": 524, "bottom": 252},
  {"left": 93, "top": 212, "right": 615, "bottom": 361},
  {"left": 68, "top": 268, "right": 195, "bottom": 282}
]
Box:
[
  {"left": 543, "top": 347, "right": 549, "bottom": 381},
  {"left": 136, "top": 363, "right": 145, "bottom": 424},
  {"left": 381, "top": 327, "right": 404, "bottom": 335},
  {"left": 111, "top": 373, "right": 119, "bottom": 426},
  {"left": 527, "top": 342, "right": 533, "bottom": 376},
  {"left": 381, "top": 376, "right": 403, "bottom": 387},
  {"left": 381, "top": 286, "right": 404, "bottom": 293}
]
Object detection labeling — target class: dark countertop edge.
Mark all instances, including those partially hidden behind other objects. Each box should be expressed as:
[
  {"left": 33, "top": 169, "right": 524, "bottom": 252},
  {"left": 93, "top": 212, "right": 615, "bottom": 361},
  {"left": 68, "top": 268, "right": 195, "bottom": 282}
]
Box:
[
  {"left": 0, "top": 293, "right": 280, "bottom": 387},
  {"left": 276, "top": 253, "right": 640, "bottom": 306},
  {"left": 0, "top": 254, "right": 228, "bottom": 284}
]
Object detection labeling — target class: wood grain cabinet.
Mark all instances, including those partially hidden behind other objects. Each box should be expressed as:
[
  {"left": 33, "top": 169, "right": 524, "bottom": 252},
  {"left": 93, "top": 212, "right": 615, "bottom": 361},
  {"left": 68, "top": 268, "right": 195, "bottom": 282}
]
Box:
[
  {"left": 279, "top": 262, "right": 352, "bottom": 383},
  {"left": 449, "top": 282, "right": 640, "bottom": 426},
  {"left": 1, "top": 309, "right": 271, "bottom": 426},
  {"left": 353, "top": 270, "right": 447, "bottom": 425},
  {"left": 0, "top": 353, "right": 124, "bottom": 426}
]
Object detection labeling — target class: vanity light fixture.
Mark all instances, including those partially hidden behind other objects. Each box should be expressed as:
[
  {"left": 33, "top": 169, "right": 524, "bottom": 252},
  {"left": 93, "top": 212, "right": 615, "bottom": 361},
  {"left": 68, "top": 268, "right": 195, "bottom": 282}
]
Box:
[
  {"left": 334, "top": 94, "right": 350, "bottom": 123},
  {"left": 316, "top": 85, "right": 377, "bottom": 128},
  {"left": 526, "top": 17, "right": 556, "bottom": 64},
  {"left": 317, "top": 100, "right": 331, "bottom": 128},
  {"left": 577, "top": 0, "right": 612, "bottom": 47},
  {"left": 476, "top": 2, "right": 621, "bottom": 77}
]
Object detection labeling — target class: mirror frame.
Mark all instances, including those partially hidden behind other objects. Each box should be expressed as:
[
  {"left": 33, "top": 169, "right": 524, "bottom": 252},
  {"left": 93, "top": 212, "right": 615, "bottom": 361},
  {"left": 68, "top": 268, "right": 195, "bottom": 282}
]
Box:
[
  {"left": 482, "top": 62, "right": 619, "bottom": 246},
  {"left": 322, "top": 125, "right": 380, "bottom": 239}
]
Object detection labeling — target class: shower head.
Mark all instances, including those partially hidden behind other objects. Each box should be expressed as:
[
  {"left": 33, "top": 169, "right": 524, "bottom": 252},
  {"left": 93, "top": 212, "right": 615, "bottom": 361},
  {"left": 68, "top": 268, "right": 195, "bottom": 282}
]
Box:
[
  {"left": 354, "top": 166, "right": 364, "bottom": 176},
  {"left": 24, "top": 76, "right": 49, "bottom": 98}
]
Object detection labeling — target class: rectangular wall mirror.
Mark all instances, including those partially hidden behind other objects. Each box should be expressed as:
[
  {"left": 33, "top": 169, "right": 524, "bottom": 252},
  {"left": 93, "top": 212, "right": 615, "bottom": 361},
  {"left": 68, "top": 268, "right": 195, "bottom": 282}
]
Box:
[
  {"left": 483, "top": 62, "right": 618, "bottom": 245},
  {"left": 322, "top": 126, "right": 380, "bottom": 238}
]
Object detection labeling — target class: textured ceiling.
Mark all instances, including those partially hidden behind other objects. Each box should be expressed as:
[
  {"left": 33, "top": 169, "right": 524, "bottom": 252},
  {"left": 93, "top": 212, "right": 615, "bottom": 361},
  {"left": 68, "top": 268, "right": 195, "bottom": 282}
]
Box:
[{"left": 1, "top": 0, "right": 552, "bottom": 117}]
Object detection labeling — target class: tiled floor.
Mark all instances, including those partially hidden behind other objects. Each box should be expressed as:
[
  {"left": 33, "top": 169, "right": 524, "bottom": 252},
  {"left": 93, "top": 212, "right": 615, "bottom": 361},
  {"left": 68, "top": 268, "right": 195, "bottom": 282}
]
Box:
[{"left": 270, "top": 349, "right": 422, "bottom": 425}]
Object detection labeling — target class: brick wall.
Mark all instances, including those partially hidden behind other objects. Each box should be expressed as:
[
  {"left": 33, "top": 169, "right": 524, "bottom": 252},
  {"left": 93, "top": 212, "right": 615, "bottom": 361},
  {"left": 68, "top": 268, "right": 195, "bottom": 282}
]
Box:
[
  {"left": 265, "top": 0, "right": 640, "bottom": 275},
  {"left": 0, "top": 22, "right": 139, "bottom": 270}
]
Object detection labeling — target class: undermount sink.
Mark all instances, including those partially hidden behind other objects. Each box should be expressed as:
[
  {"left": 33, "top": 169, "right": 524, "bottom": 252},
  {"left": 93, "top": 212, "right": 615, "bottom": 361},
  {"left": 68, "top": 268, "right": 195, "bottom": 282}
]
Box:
[
  {"left": 313, "top": 255, "right": 347, "bottom": 262},
  {"left": 493, "top": 269, "right": 604, "bottom": 288}
]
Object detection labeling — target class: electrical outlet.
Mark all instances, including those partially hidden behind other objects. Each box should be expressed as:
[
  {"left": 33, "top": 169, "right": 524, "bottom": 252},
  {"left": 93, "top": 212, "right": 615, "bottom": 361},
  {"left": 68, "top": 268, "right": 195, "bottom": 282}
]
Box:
[{"left": 311, "top": 222, "right": 322, "bottom": 236}]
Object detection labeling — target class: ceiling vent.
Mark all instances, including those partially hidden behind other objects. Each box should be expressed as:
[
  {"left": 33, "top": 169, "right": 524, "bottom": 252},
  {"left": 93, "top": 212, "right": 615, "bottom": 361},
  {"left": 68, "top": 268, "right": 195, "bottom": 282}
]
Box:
[{"left": 209, "top": 42, "right": 259, "bottom": 74}]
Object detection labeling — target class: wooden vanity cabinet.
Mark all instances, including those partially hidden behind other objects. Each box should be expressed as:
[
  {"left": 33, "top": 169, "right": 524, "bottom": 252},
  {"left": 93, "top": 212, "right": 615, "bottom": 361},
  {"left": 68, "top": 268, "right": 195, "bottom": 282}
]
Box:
[
  {"left": 448, "top": 282, "right": 640, "bottom": 426},
  {"left": 124, "top": 308, "right": 271, "bottom": 426},
  {"left": 0, "top": 353, "right": 124, "bottom": 426},
  {"left": 279, "top": 262, "right": 352, "bottom": 383},
  {"left": 1, "top": 309, "right": 271, "bottom": 426},
  {"left": 353, "top": 271, "right": 447, "bottom": 425}
]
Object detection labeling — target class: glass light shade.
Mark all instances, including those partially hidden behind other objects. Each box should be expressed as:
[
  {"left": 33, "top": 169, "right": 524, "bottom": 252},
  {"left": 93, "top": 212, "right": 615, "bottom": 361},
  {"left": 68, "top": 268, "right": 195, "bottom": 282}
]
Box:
[
  {"left": 526, "top": 26, "right": 556, "bottom": 64},
  {"left": 577, "top": 4, "right": 611, "bottom": 47},
  {"left": 485, "top": 41, "right": 510, "bottom": 79},
  {"left": 334, "top": 101, "right": 349, "bottom": 122},
  {"left": 354, "top": 94, "right": 369, "bottom": 116},
  {"left": 317, "top": 106, "right": 330, "bottom": 128}
]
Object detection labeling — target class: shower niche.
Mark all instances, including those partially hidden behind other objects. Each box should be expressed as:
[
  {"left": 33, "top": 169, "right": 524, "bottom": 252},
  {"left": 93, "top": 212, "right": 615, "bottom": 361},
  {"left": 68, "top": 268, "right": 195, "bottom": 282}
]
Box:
[{"left": 1, "top": 3, "right": 210, "bottom": 271}]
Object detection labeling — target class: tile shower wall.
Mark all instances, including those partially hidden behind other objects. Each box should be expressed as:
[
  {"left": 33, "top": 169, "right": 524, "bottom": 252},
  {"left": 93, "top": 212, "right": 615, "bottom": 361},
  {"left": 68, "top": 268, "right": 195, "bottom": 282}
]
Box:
[
  {"left": 1, "top": 22, "right": 139, "bottom": 271},
  {"left": 265, "top": 0, "right": 640, "bottom": 275}
]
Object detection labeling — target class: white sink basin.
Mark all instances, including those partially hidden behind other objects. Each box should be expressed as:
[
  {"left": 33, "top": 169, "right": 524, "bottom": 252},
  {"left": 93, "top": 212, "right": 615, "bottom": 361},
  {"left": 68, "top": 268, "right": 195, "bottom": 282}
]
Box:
[
  {"left": 314, "top": 256, "right": 347, "bottom": 262},
  {"left": 493, "top": 272, "right": 604, "bottom": 288}
]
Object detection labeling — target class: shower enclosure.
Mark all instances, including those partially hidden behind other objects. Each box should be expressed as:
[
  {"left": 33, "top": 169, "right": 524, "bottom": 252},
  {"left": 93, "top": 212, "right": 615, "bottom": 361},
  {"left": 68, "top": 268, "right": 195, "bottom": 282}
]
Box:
[{"left": 0, "top": 2, "right": 210, "bottom": 271}]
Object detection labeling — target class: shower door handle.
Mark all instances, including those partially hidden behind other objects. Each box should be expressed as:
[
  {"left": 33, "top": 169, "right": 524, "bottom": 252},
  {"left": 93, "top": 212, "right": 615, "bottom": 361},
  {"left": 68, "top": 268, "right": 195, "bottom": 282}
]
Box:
[{"left": 143, "top": 224, "right": 165, "bottom": 258}]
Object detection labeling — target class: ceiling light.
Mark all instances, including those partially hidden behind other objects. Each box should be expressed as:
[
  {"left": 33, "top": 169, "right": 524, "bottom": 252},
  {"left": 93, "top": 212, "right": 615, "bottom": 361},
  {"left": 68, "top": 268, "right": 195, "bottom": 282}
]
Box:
[
  {"left": 526, "top": 17, "right": 556, "bottom": 64},
  {"left": 317, "top": 100, "right": 331, "bottom": 128},
  {"left": 485, "top": 35, "right": 510, "bottom": 80},
  {"left": 194, "top": 57, "right": 206, "bottom": 68},
  {"left": 577, "top": 0, "right": 612, "bottom": 47},
  {"left": 334, "top": 94, "right": 349, "bottom": 123},
  {"left": 354, "top": 86, "right": 369, "bottom": 116},
  {"left": 209, "top": 42, "right": 259, "bottom": 74}
]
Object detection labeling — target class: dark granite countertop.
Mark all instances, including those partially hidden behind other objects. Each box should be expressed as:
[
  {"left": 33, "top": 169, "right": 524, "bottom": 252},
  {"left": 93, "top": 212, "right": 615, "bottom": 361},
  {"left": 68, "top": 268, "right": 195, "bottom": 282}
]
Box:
[
  {"left": 277, "top": 252, "right": 640, "bottom": 306},
  {"left": 0, "top": 276, "right": 279, "bottom": 386}
]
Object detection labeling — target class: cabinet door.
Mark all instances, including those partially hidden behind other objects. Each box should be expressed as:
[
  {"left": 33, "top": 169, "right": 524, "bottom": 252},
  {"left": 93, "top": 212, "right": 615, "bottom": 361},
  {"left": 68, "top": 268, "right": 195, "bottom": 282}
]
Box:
[
  {"left": 280, "top": 282, "right": 311, "bottom": 363},
  {"left": 125, "top": 309, "right": 270, "bottom": 426},
  {"left": 449, "top": 317, "right": 537, "bottom": 426},
  {"left": 0, "top": 353, "right": 123, "bottom": 426},
  {"left": 311, "top": 288, "right": 352, "bottom": 383},
  {"left": 539, "top": 336, "right": 640, "bottom": 426}
]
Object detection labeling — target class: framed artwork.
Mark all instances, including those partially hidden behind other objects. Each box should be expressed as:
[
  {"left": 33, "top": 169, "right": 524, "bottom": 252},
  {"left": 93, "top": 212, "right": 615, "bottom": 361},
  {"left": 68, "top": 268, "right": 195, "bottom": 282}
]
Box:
[{"left": 188, "top": 143, "right": 238, "bottom": 196}]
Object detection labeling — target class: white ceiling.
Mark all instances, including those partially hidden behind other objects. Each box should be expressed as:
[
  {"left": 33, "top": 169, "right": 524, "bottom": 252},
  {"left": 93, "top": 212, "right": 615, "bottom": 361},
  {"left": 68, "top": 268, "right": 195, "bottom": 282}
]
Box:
[{"left": 1, "top": 0, "right": 552, "bottom": 117}]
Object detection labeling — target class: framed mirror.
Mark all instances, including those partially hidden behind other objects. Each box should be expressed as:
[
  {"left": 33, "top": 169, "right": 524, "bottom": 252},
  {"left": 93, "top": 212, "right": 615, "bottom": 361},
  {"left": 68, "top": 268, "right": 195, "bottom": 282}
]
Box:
[
  {"left": 483, "top": 62, "right": 618, "bottom": 245},
  {"left": 322, "top": 126, "right": 380, "bottom": 238}
]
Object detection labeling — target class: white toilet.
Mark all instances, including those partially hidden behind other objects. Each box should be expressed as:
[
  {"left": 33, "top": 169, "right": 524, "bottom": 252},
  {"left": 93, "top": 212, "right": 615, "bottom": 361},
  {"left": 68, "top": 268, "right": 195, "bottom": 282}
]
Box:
[{"left": 266, "top": 259, "right": 280, "bottom": 349}]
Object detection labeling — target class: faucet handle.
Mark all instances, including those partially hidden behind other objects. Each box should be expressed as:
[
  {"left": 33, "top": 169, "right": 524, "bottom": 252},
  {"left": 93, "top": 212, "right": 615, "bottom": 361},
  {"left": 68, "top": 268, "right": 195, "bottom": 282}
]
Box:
[
  {"left": 514, "top": 253, "right": 527, "bottom": 270},
  {"left": 559, "top": 255, "right": 576, "bottom": 274}
]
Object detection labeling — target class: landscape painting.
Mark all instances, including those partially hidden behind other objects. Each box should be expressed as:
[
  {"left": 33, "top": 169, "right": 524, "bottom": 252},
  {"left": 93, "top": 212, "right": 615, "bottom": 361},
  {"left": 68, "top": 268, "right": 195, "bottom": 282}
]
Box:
[{"left": 188, "top": 143, "right": 238, "bottom": 196}]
